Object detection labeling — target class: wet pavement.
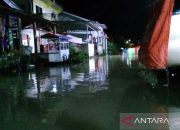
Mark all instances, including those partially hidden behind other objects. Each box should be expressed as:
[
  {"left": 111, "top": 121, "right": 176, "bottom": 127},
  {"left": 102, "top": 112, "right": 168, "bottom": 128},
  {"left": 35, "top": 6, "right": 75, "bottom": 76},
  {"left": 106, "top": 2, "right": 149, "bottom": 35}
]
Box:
[{"left": 0, "top": 55, "right": 180, "bottom": 130}]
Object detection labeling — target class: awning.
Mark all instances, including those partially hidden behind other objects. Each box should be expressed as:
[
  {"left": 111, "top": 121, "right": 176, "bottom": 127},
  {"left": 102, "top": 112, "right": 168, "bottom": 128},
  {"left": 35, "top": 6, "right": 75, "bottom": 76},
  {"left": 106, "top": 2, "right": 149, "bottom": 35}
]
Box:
[
  {"left": 0, "top": 3, "right": 57, "bottom": 29},
  {"left": 67, "top": 35, "right": 82, "bottom": 44},
  {"left": 41, "top": 33, "right": 70, "bottom": 40},
  {"left": 41, "top": 33, "right": 59, "bottom": 38}
]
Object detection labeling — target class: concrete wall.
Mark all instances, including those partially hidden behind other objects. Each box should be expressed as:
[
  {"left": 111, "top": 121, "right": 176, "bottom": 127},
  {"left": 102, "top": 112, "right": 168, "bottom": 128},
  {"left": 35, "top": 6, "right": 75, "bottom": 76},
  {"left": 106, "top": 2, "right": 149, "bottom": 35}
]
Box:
[
  {"left": 81, "top": 44, "right": 94, "bottom": 57},
  {"left": 88, "top": 44, "right": 94, "bottom": 57},
  {"left": 97, "top": 45, "right": 103, "bottom": 55},
  {"left": 21, "top": 29, "right": 47, "bottom": 53},
  {"left": 33, "top": 0, "right": 62, "bottom": 20}
]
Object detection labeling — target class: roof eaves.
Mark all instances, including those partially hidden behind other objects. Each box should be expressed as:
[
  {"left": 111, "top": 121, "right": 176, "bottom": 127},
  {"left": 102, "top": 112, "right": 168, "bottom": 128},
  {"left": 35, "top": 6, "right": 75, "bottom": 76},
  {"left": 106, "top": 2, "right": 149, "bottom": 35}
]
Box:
[
  {"left": 62, "top": 11, "right": 91, "bottom": 22},
  {"left": 3, "top": 0, "right": 22, "bottom": 11}
]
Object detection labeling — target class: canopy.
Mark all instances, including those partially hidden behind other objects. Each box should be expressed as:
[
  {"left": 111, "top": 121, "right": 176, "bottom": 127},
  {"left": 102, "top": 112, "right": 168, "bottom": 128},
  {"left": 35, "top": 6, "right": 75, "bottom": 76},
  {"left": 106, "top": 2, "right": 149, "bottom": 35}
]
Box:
[
  {"left": 67, "top": 35, "right": 82, "bottom": 44},
  {"left": 41, "top": 33, "right": 59, "bottom": 39},
  {"left": 41, "top": 33, "right": 71, "bottom": 42}
]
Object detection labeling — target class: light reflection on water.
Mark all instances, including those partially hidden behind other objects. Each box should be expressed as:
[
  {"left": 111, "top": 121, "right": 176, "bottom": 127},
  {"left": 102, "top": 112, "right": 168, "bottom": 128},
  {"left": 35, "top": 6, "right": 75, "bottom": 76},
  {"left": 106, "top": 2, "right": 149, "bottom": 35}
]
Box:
[
  {"left": 1, "top": 56, "right": 180, "bottom": 130},
  {"left": 26, "top": 56, "right": 109, "bottom": 98},
  {"left": 122, "top": 48, "right": 139, "bottom": 68}
]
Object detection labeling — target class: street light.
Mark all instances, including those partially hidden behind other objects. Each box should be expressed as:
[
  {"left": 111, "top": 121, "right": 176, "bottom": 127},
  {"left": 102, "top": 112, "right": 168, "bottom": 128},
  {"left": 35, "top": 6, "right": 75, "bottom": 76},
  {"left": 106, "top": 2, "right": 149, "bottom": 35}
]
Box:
[{"left": 126, "top": 39, "right": 131, "bottom": 44}]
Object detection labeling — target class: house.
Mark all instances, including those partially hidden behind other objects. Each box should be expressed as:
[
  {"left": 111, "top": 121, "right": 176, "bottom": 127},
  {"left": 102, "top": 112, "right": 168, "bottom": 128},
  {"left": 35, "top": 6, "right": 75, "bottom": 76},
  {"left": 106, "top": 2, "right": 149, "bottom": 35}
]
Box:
[
  {"left": 56, "top": 11, "right": 108, "bottom": 57},
  {"left": 14, "top": 0, "right": 70, "bottom": 63},
  {"left": 0, "top": 0, "right": 67, "bottom": 68},
  {"left": 14, "top": 0, "right": 62, "bottom": 54},
  {"left": 0, "top": 0, "right": 23, "bottom": 53}
]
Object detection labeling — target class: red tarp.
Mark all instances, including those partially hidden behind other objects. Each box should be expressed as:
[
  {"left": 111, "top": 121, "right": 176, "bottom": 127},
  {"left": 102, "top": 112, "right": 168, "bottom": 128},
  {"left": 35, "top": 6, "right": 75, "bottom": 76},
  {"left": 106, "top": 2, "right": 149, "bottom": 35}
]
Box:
[
  {"left": 41, "top": 33, "right": 59, "bottom": 38},
  {"left": 139, "top": 0, "right": 174, "bottom": 69}
]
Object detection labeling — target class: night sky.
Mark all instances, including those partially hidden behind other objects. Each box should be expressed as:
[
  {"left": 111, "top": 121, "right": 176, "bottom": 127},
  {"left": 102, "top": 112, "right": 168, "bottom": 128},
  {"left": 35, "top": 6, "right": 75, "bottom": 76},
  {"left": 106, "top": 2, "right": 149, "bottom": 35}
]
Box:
[{"left": 58, "top": 0, "right": 153, "bottom": 42}]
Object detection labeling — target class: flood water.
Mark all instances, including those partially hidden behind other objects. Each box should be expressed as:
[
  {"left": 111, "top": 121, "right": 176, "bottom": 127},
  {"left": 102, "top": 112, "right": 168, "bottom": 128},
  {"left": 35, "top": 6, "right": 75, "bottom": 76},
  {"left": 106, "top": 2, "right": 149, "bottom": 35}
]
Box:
[{"left": 0, "top": 55, "right": 180, "bottom": 130}]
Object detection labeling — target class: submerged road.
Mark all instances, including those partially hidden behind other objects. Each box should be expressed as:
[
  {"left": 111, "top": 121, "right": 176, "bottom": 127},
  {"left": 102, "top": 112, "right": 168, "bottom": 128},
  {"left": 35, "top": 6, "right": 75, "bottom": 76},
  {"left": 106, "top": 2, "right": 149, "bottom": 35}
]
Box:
[{"left": 0, "top": 56, "right": 179, "bottom": 130}]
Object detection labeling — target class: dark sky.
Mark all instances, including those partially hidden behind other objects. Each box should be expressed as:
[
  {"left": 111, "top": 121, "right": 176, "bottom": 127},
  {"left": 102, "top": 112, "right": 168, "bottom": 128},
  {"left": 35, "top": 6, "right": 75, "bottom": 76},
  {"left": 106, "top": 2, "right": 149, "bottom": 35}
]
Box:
[{"left": 58, "top": 0, "right": 152, "bottom": 41}]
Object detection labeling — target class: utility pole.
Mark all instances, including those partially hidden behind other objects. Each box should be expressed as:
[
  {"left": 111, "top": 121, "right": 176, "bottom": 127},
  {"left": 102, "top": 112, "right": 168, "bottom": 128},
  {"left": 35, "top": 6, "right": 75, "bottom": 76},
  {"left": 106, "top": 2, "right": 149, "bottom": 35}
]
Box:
[
  {"left": 29, "top": 0, "right": 38, "bottom": 54},
  {"left": 18, "top": 18, "right": 22, "bottom": 49}
]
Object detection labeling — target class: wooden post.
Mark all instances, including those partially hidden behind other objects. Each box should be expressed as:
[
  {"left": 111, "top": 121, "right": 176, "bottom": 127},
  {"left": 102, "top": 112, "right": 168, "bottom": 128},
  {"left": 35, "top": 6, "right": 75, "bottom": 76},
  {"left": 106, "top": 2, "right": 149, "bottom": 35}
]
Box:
[
  {"left": 105, "top": 36, "right": 108, "bottom": 55},
  {"left": 86, "top": 25, "right": 88, "bottom": 42},
  {"left": 18, "top": 18, "right": 22, "bottom": 48},
  {"left": 53, "top": 25, "right": 56, "bottom": 34},
  {"left": 33, "top": 22, "right": 38, "bottom": 54}
]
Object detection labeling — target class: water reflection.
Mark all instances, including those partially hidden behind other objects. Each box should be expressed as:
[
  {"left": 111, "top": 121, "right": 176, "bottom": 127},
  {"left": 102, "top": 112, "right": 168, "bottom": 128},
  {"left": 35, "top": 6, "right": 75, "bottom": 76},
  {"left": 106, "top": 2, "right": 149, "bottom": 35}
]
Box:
[
  {"left": 26, "top": 67, "right": 75, "bottom": 98},
  {"left": 2, "top": 56, "right": 180, "bottom": 129},
  {"left": 122, "top": 48, "right": 139, "bottom": 68},
  {"left": 26, "top": 56, "right": 109, "bottom": 98},
  {"left": 74, "top": 57, "right": 109, "bottom": 93}
]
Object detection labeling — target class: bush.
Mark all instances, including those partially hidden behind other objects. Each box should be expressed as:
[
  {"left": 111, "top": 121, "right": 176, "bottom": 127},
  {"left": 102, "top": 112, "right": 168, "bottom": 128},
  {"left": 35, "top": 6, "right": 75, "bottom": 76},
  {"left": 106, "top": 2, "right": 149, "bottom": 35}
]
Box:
[
  {"left": 0, "top": 50, "right": 23, "bottom": 70},
  {"left": 108, "top": 42, "right": 119, "bottom": 55},
  {"left": 69, "top": 45, "right": 88, "bottom": 63},
  {"left": 138, "top": 69, "right": 158, "bottom": 87}
]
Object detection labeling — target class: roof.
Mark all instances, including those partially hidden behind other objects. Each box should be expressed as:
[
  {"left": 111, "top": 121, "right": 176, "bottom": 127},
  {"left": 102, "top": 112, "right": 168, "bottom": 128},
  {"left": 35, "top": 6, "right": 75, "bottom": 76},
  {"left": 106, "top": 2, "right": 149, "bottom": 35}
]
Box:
[
  {"left": 59, "top": 11, "right": 91, "bottom": 22},
  {"left": 95, "top": 23, "right": 107, "bottom": 29},
  {"left": 0, "top": 1, "right": 57, "bottom": 30},
  {"left": 41, "top": 33, "right": 59, "bottom": 38},
  {"left": 2, "top": 0, "right": 22, "bottom": 10},
  {"left": 0, "top": 4, "right": 24, "bottom": 16},
  {"left": 57, "top": 11, "right": 107, "bottom": 32}
]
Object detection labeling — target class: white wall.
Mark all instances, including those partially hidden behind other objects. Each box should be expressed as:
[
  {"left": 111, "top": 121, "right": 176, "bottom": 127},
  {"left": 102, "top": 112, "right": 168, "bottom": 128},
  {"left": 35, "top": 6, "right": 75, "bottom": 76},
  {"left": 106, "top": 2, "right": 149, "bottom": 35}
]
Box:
[
  {"left": 21, "top": 29, "right": 34, "bottom": 53},
  {"left": 32, "top": 0, "right": 62, "bottom": 20},
  {"left": 21, "top": 29, "right": 48, "bottom": 53},
  {"left": 88, "top": 44, "right": 94, "bottom": 57},
  {"left": 168, "top": 14, "right": 180, "bottom": 67},
  {"left": 33, "top": 0, "right": 54, "bottom": 14},
  {"left": 67, "top": 25, "right": 107, "bottom": 56},
  {"left": 60, "top": 49, "right": 69, "bottom": 61}
]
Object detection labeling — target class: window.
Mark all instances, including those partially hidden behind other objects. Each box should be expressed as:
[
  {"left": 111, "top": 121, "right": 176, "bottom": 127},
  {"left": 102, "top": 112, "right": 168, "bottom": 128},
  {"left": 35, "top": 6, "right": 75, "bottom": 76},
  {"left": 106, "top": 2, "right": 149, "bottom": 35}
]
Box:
[
  {"left": 51, "top": 13, "right": 56, "bottom": 19},
  {"left": 99, "top": 37, "right": 101, "bottom": 43},
  {"left": 36, "top": 5, "right": 42, "bottom": 14},
  {"left": 64, "top": 44, "right": 68, "bottom": 49}
]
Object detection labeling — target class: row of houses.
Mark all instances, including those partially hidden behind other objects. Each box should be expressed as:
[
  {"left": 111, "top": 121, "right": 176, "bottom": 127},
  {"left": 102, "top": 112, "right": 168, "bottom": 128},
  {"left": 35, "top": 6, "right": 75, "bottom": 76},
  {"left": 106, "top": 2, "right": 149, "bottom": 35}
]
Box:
[{"left": 0, "top": 0, "right": 108, "bottom": 63}]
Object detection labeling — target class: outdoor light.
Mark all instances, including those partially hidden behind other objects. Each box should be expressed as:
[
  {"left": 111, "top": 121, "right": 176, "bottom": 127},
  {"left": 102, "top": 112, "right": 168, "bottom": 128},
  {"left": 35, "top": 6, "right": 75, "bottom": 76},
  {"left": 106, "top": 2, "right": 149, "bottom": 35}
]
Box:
[{"left": 126, "top": 39, "right": 131, "bottom": 44}]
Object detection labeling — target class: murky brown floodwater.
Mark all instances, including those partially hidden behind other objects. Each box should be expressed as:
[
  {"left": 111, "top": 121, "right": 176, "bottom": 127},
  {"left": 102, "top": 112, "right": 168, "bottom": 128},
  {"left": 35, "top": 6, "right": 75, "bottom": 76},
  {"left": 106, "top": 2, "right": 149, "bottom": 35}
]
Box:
[{"left": 0, "top": 55, "right": 180, "bottom": 130}]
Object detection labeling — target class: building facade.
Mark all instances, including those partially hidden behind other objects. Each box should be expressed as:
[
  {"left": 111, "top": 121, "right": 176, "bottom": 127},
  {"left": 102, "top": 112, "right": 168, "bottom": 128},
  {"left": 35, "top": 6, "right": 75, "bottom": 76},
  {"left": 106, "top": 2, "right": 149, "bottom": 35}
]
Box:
[
  {"left": 0, "top": 0, "right": 23, "bottom": 54},
  {"left": 57, "top": 11, "right": 108, "bottom": 57},
  {"left": 17, "top": 0, "right": 62, "bottom": 53}
]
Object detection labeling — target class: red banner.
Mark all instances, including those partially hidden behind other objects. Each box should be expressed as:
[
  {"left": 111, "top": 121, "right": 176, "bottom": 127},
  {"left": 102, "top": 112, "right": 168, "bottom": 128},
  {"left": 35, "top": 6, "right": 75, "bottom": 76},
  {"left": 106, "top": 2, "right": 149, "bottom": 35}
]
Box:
[{"left": 139, "top": 0, "right": 174, "bottom": 69}]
